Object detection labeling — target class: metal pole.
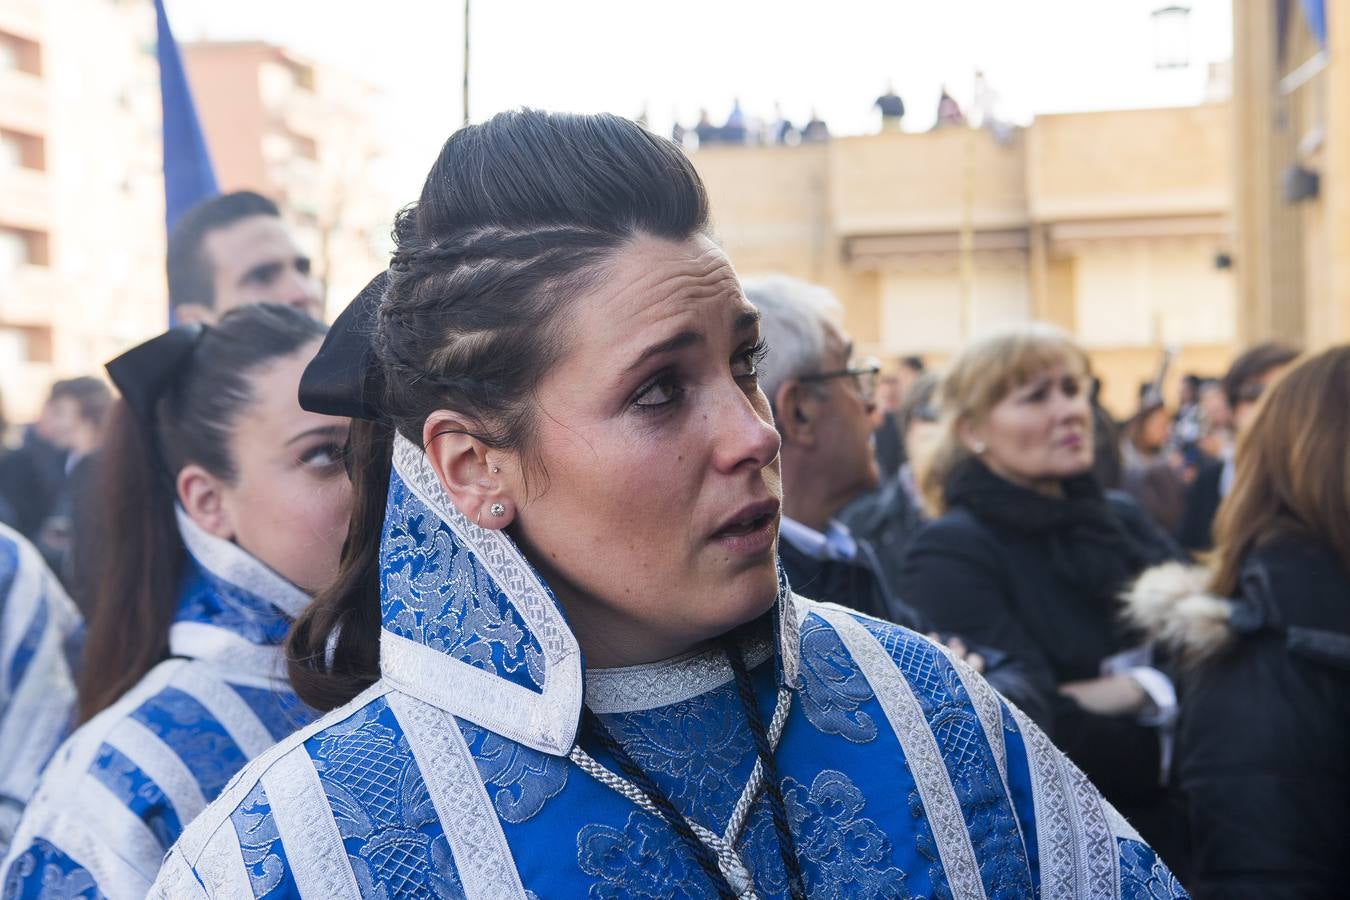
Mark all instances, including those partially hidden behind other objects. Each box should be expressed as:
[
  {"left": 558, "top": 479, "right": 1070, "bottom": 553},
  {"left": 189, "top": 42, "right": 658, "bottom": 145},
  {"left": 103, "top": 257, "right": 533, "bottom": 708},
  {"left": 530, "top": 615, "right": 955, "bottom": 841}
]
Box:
[{"left": 462, "top": 0, "right": 471, "bottom": 126}]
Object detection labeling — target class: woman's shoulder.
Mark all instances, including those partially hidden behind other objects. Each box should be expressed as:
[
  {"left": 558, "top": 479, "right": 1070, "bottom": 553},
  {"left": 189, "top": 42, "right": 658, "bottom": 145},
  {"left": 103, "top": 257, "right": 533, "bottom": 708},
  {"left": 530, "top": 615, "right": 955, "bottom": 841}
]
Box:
[
  {"left": 1125, "top": 541, "right": 1350, "bottom": 670},
  {"left": 162, "top": 682, "right": 395, "bottom": 886}
]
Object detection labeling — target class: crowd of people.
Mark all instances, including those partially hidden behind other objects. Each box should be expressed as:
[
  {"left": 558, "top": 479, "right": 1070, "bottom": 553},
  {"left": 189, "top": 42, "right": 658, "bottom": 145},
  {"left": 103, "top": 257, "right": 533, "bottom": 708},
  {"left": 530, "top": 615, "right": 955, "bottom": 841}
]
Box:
[{"left": 0, "top": 108, "right": 1344, "bottom": 898}]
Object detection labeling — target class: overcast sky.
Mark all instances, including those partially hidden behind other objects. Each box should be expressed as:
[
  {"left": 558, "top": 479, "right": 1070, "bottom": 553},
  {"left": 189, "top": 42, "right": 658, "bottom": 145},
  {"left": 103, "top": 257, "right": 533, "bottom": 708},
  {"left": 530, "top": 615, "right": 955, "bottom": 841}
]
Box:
[{"left": 165, "top": 0, "right": 1234, "bottom": 203}]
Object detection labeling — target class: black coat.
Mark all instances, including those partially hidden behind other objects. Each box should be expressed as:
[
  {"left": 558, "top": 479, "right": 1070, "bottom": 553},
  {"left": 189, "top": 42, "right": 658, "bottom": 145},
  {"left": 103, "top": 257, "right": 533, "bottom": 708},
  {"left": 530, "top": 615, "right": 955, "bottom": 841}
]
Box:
[
  {"left": 1176, "top": 457, "right": 1224, "bottom": 552},
  {"left": 894, "top": 470, "right": 1182, "bottom": 838},
  {"left": 1171, "top": 541, "right": 1350, "bottom": 899},
  {"left": 779, "top": 534, "right": 1050, "bottom": 726}
]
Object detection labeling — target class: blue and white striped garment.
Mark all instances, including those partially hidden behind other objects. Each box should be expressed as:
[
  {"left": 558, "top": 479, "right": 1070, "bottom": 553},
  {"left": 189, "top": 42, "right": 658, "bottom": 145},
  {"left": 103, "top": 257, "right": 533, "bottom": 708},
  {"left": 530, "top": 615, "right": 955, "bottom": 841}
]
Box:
[
  {"left": 1, "top": 510, "right": 316, "bottom": 899},
  {"left": 0, "top": 524, "right": 80, "bottom": 857},
  {"left": 151, "top": 434, "right": 1188, "bottom": 900}
]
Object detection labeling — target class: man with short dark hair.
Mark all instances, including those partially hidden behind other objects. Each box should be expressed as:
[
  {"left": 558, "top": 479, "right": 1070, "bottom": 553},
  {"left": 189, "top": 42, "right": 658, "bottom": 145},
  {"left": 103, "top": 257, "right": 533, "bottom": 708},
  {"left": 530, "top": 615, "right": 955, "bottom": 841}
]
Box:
[
  {"left": 1177, "top": 341, "right": 1300, "bottom": 550},
  {"left": 167, "top": 191, "right": 322, "bottom": 323}
]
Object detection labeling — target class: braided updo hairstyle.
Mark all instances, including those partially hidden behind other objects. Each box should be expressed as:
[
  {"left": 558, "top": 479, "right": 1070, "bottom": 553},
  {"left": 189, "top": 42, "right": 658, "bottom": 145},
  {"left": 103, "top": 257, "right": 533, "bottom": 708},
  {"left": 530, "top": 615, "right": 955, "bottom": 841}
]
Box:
[{"left": 288, "top": 109, "right": 711, "bottom": 710}]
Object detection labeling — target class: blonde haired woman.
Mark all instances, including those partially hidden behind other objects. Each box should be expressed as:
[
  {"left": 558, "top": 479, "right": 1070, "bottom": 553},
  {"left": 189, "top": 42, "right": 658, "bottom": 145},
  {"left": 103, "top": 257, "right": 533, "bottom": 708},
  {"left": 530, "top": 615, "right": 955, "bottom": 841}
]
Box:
[
  {"left": 897, "top": 324, "right": 1185, "bottom": 861},
  {"left": 1128, "top": 346, "right": 1350, "bottom": 898}
]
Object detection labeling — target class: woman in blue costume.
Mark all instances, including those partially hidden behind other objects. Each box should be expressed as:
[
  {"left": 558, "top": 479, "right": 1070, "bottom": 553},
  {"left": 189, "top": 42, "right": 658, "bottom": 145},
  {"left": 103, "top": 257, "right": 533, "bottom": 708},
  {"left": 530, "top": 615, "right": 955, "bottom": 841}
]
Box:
[
  {"left": 2, "top": 304, "right": 351, "bottom": 898},
  {"left": 0, "top": 523, "right": 80, "bottom": 855},
  {"left": 154, "top": 111, "right": 1187, "bottom": 899}
]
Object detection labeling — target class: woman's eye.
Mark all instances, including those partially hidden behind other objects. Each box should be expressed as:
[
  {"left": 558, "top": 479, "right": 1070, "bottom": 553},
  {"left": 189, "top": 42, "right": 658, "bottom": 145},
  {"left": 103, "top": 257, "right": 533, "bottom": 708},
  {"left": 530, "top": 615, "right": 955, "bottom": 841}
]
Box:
[
  {"left": 300, "top": 443, "right": 344, "bottom": 468},
  {"left": 1061, "top": 377, "right": 1082, "bottom": 398},
  {"left": 732, "top": 339, "right": 769, "bottom": 380},
  {"left": 633, "top": 373, "right": 685, "bottom": 409},
  {"left": 1025, "top": 387, "right": 1049, "bottom": 403}
]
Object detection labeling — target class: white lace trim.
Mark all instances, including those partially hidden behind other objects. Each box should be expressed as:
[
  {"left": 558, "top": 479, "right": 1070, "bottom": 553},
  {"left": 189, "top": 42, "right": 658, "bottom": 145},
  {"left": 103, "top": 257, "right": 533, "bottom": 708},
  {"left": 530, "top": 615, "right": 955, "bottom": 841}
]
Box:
[
  {"left": 103, "top": 717, "right": 208, "bottom": 824},
  {"left": 261, "top": 749, "right": 362, "bottom": 899},
  {"left": 195, "top": 814, "right": 252, "bottom": 898},
  {"left": 815, "top": 606, "right": 988, "bottom": 900},
  {"left": 171, "top": 662, "right": 278, "bottom": 759},
  {"left": 167, "top": 621, "right": 288, "bottom": 674},
  {"left": 584, "top": 635, "right": 773, "bottom": 714},
  {"left": 1006, "top": 704, "right": 1121, "bottom": 899},
  {"left": 389, "top": 693, "right": 528, "bottom": 899},
  {"left": 388, "top": 435, "right": 583, "bottom": 755},
  {"left": 174, "top": 506, "right": 310, "bottom": 620}
]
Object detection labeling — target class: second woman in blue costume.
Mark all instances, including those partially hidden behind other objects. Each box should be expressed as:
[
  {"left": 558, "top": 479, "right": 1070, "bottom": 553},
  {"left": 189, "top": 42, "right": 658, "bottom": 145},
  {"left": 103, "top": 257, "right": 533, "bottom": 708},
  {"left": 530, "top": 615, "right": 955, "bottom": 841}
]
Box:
[{"left": 1, "top": 303, "right": 351, "bottom": 899}]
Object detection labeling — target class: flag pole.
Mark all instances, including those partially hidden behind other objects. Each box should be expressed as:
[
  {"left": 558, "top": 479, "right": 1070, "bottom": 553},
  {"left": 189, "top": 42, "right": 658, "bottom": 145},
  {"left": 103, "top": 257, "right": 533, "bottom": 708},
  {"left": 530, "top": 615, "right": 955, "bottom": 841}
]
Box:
[{"left": 462, "top": 0, "right": 471, "bottom": 126}]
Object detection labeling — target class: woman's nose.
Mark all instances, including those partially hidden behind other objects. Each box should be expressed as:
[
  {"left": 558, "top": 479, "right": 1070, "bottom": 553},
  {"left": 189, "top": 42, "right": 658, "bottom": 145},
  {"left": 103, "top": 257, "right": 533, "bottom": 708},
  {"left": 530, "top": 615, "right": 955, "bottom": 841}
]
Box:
[{"left": 712, "top": 386, "right": 781, "bottom": 473}]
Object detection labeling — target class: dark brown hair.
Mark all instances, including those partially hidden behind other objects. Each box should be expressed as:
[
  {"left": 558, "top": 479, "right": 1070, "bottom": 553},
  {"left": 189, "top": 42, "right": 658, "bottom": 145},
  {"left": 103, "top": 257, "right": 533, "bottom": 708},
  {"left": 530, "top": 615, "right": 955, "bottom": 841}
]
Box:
[
  {"left": 287, "top": 109, "right": 711, "bottom": 711},
  {"left": 1209, "top": 345, "right": 1350, "bottom": 597},
  {"left": 1221, "top": 340, "right": 1299, "bottom": 410},
  {"left": 78, "top": 304, "right": 324, "bottom": 721}
]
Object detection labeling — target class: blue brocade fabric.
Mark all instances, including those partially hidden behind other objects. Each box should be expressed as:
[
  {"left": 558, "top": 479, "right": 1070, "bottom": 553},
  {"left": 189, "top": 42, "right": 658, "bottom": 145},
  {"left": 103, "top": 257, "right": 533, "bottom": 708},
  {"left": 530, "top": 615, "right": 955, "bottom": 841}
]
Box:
[
  {"left": 0, "top": 520, "right": 315, "bottom": 900},
  {"left": 149, "top": 439, "right": 1189, "bottom": 899},
  {"left": 0, "top": 525, "right": 80, "bottom": 859}
]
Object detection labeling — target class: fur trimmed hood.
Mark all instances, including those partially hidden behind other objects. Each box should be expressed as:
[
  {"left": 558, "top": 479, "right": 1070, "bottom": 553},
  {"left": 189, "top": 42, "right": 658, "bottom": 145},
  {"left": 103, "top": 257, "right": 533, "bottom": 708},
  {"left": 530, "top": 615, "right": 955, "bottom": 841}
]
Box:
[{"left": 1122, "top": 562, "right": 1235, "bottom": 665}]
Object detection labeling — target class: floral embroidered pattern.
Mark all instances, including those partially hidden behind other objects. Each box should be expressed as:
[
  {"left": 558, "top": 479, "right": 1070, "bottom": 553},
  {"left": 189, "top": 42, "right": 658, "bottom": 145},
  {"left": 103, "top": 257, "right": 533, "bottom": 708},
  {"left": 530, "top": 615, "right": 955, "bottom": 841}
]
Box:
[
  {"left": 89, "top": 743, "right": 183, "bottom": 850},
  {"left": 172, "top": 558, "right": 292, "bottom": 647},
  {"left": 307, "top": 697, "right": 464, "bottom": 899},
  {"left": 745, "top": 769, "right": 910, "bottom": 899},
  {"left": 381, "top": 474, "right": 545, "bottom": 695},
  {"left": 863, "top": 619, "right": 1034, "bottom": 898},
  {"left": 598, "top": 681, "right": 757, "bottom": 829},
  {"left": 1, "top": 838, "right": 99, "bottom": 900},
  {"left": 130, "top": 686, "right": 247, "bottom": 800},
  {"left": 460, "top": 721, "right": 568, "bottom": 824},
  {"left": 797, "top": 613, "right": 878, "bottom": 743},
  {"left": 1119, "top": 839, "right": 1188, "bottom": 899},
  {"left": 577, "top": 810, "right": 714, "bottom": 899},
  {"left": 232, "top": 781, "right": 292, "bottom": 898}
]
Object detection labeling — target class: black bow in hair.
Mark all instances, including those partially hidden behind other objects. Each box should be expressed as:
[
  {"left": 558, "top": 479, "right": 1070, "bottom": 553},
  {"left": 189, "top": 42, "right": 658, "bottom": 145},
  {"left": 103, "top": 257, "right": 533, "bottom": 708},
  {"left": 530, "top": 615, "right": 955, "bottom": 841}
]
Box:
[
  {"left": 105, "top": 323, "right": 208, "bottom": 442},
  {"left": 298, "top": 271, "right": 387, "bottom": 420}
]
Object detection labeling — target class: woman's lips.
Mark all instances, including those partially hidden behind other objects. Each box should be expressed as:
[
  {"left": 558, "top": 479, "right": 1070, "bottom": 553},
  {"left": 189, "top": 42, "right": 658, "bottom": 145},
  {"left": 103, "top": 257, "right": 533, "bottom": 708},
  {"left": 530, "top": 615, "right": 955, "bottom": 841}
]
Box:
[{"left": 711, "top": 499, "right": 780, "bottom": 556}]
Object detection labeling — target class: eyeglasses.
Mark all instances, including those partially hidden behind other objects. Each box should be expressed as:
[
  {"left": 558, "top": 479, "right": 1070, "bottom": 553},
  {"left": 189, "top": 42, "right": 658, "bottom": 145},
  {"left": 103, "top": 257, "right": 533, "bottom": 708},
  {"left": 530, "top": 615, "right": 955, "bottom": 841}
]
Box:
[{"left": 799, "top": 358, "right": 882, "bottom": 403}]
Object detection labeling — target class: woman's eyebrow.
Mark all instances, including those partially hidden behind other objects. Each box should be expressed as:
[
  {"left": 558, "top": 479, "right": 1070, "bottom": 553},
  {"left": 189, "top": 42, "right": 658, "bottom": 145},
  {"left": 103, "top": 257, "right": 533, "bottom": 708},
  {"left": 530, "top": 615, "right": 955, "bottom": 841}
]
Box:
[
  {"left": 285, "top": 424, "right": 348, "bottom": 447},
  {"left": 622, "top": 330, "right": 703, "bottom": 377}
]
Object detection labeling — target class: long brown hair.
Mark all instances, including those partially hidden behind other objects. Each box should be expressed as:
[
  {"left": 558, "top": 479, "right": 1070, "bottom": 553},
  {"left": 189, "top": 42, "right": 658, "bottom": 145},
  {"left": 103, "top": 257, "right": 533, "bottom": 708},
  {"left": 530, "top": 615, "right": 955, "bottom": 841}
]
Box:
[
  {"left": 78, "top": 305, "right": 325, "bottom": 722},
  {"left": 1209, "top": 345, "right": 1350, "bottom": 597}
]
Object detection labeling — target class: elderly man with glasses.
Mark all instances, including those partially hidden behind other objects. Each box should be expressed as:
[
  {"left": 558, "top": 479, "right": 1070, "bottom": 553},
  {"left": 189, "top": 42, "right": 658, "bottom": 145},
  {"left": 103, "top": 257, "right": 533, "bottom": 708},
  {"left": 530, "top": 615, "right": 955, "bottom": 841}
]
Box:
[{"left": 744, "top": 275, "right": 1047, "bottom": 725}]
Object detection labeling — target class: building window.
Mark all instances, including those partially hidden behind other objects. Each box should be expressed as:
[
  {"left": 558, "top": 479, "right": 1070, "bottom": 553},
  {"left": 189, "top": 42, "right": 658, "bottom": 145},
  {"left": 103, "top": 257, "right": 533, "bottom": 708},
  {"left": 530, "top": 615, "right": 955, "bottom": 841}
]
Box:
[
  {"left": 0, "top": 227, "right": 49, "bottom": 274},
  {"left": 0, "top": 129, "right": 45, "bottom": 170},
  {"left": 0, "top": 31, "right": 42, "bottom": 76},
  {"left": 0, "top": 325, "right": 53, "bottom": 364}
]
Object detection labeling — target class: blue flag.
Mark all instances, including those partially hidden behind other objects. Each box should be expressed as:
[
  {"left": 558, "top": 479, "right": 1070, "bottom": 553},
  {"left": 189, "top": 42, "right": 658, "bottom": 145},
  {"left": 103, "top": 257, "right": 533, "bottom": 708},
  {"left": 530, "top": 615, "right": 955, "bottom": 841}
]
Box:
[
  {"left": 1300, "top": 0, "right": 1327, "bottom": 47},
  {"left": 154, "top": 0, "right": 218, "bottom": 231}
]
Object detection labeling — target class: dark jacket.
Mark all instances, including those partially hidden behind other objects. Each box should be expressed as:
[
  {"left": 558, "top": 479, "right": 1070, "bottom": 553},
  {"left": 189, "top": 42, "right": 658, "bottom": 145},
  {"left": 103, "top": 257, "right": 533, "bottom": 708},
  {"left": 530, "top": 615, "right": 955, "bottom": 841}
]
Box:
[
  {"left": 779, "top": 532, "right": 1049, "bottom": 726},
  {"left": 1176, "top": 457, "right": 1224, "bottom": 552},
  {"left": 1128, "top": 541, "right": 1350, "bottom": 899},
  {"left": 894, "top": 462, "right": 1182, "bottom": 839}
]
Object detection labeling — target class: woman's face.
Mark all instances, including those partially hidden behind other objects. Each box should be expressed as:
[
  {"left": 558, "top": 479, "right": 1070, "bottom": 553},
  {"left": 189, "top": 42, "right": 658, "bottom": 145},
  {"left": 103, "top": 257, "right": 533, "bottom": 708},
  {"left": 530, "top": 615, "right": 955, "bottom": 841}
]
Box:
[
  {"left": 503, "top": 234, "right": 782, "bottom": 668},
  {"left": 209, "top": 343, "right": 352, "bottom": 593},
  {"left": 965, "top": 363, "right": 1094, "bottom": 490}
]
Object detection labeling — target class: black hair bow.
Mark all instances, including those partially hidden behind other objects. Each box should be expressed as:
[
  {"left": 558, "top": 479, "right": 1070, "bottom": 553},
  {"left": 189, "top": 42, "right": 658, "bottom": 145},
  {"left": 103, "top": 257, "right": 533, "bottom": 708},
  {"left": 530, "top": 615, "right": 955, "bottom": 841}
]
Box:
[
  {"left": 298, "top": 271, "right": 387, "bottom": 420},
  {"left": 105, "top": 323, "right": 207, "bottom": 441}
]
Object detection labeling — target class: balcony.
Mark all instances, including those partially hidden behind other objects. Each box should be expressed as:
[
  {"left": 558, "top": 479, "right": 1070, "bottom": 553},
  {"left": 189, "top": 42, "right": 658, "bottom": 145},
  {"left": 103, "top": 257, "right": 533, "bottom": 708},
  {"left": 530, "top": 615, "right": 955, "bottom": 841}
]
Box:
[
  {"left": 0, "top": 0, "right": 44, "bottom": 42},
  {"left": 0, "top": 68, "right": 45, "bottom": 135},
  {"left": 0, "top": 164, "right": 50, "bottom": 230}
]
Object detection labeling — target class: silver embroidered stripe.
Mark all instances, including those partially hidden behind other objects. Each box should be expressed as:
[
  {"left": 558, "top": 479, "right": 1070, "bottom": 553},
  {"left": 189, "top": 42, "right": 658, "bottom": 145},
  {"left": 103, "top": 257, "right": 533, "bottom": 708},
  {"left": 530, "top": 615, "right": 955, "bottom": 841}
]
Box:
[{"left": 816, "top": 608, "right": 987, "bottom": 900}]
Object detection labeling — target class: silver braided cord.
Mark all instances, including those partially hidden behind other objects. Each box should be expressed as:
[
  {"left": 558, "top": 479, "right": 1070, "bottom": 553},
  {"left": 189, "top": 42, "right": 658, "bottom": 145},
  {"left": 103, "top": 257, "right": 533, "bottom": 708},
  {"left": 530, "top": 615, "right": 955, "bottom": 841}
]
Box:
[{"left": 568, "top": 683, "right": 795, "bottom": 900}]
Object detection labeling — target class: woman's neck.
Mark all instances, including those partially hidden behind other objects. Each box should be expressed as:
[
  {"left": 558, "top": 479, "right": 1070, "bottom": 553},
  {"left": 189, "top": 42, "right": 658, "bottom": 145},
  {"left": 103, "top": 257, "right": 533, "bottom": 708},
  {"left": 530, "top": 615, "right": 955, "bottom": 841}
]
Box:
[{"left": 980, "top": 458, "right": 1065, "bottom": 499}]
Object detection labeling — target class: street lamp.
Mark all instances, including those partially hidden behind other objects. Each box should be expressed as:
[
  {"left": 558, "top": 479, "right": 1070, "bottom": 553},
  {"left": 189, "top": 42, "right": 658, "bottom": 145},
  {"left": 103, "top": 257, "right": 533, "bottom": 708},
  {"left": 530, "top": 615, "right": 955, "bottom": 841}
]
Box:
[{"left": 1152, "top": 4, "right": 1192, "bottom": 70}]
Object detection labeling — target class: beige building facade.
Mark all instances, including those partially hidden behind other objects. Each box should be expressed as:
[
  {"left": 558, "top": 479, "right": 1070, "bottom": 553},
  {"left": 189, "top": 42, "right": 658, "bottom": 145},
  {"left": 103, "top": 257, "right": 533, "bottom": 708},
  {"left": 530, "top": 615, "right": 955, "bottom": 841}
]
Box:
[
  {"left": 0, "top": 0, "right": 165, "bottom": 423},
  {"left": 692, "top": 103, "right": 1238, "bottom": 417},
  {"left": 1232, "top": 0, "right": 1350, "bottom": 350}
]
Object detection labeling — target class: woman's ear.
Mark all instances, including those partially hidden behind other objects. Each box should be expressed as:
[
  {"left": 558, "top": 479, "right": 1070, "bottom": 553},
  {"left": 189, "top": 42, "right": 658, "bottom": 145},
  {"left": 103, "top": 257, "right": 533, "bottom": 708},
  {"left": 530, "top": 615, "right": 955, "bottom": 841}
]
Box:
[
  {"left": 422, "top": 412, "right": 513, "bottom": 528},
  {"left": 178, "top": 464, "right": 235, "bottom": 540},
  {"left": 956, "top": 416, "right": 987, "bottom": 456}
]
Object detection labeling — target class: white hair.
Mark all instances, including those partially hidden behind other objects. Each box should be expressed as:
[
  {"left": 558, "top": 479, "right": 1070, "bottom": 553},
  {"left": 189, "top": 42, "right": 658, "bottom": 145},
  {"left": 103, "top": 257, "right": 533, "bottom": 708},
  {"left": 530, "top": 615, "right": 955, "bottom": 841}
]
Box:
[{"left": 741, "top": 275, "right": 842, "bottom": 407}]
